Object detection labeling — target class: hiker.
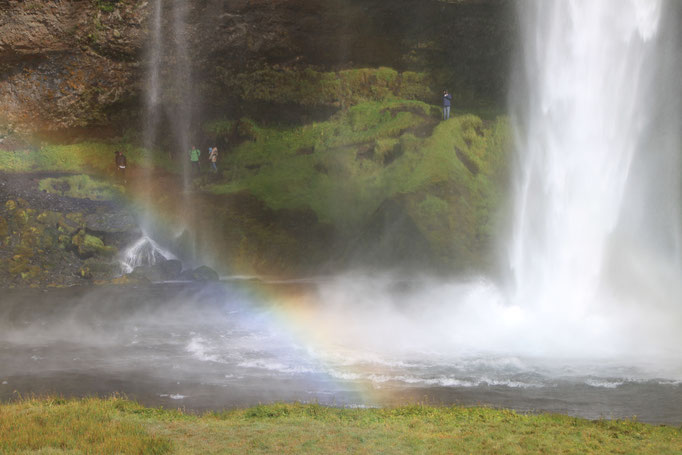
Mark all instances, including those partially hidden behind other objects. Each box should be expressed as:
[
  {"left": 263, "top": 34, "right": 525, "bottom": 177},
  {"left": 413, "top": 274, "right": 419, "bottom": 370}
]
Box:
[
  {"left": 115, "top": 151, "right": 127, "bottom": 183},
  {"left": 189, "top": 145, "right": 201, "bottom": 174},
  {"left": 442, "top": 89, "right": 452, "bottom": 121},
  {"left": 209, "top": 147, "right": 218, "bottom": 173}
]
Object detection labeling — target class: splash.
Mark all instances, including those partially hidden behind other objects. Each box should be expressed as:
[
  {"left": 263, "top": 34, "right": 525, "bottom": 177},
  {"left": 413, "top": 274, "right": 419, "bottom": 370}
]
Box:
[
  {"left": 120, "top": 235, "right": 177, "bottom": 274},
  {"left": 280, "top": 0, "right": 682, "bottom": 377}
]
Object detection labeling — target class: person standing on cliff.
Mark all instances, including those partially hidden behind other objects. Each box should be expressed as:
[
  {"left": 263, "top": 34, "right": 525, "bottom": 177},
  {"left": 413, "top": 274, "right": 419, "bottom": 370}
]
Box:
[
  {"left": 115, "top": 151, "right": 127, "bottom": 184},
  {"left": 209, "top": 147, "right": 219, "bottom": 173},
  {"left": 443, "top": 90, "right": 452, "bottom": 121},
  {"left": 189, "top": 145, "right": 201, "bottom": 174}
]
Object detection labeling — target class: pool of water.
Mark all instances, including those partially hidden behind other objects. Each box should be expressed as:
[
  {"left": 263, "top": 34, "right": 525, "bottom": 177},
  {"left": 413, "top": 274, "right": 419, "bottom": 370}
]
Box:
[{"left": 1, "top": 282, "right": 680, "bottom": 424}]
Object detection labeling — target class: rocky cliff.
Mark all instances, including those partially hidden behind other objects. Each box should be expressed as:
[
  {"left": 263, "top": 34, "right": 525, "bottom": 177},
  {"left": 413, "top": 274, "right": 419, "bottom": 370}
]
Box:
[{"left": 0, "top": 0, "right": 514, "bottom": 134}]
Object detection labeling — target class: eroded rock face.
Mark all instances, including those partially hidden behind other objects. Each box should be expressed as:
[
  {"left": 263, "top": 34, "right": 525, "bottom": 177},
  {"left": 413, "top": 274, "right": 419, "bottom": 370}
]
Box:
[
  {"left": 0, "top": 0, "right": 513, "bottom": 133},
  {"left": 0, "top": 0, "right": 147, "bottom": 132}
]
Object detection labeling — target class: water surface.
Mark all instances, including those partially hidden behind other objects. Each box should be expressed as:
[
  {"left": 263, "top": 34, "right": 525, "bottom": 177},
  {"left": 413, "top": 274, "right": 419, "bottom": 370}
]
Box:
[{"left": 1, "top": 283, "right": 680, "bottom": 424}]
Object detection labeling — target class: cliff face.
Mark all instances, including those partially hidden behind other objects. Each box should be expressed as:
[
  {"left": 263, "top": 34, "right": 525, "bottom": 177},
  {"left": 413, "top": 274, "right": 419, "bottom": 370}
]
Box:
[
  {"left": 0, "top": 0, "right": 514, "bottom": 134},
  {"left": 0, "top": 0, "right": 147, "bottom": 132}
]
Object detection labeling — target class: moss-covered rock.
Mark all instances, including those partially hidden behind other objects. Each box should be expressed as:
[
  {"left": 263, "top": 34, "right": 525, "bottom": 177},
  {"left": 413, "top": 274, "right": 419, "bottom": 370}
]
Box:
[
  {"left": 38, "top": 175, "right": 124, "bottom": 201},
  {"left": 199, "top": 98, "right": 510, "bottom": 271},
  {"left": 0, "top": 216, "right": 7, "bottom": 238},
  {"left": 57, "top": 214, "right": 82, "bottom": 234},
  {"left": 71, "top": 230, "right": 116, "bottom": 258}
]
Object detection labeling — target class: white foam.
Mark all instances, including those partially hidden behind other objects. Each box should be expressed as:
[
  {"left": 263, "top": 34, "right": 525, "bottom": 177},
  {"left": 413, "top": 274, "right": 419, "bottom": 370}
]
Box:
[
  {"left": 237, "top": 359, "right": 317, "bottom": 375},
  {"left": 585, "top": 379, "right": 624, "bottom": 389},
  {"left": 159, "top": 394, "right": 186, "bottom": 400},
  {"left": 185, "top": 336, "right": 220, "bottom": 362}
]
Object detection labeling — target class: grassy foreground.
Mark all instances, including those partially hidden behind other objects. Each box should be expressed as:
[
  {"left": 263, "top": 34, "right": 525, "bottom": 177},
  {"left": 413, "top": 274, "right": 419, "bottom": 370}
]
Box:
[{"left": 1, "top": 398, "right": 681, "bottom": 454}]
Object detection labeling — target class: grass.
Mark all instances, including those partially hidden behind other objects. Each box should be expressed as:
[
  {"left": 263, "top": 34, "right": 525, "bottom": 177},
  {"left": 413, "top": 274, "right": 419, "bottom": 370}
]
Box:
[
  {"left": 1, "top": 398, "right": 680, "bottom": 454},
  {"left": 38, "top": 174, "right": 124, "bottom": 201},
  {"left": 206, "top": 99, "right": 440, "bottom": 229},
  {"left": 0, "top": 142, "right": 176, "bottom": 175},
  {"left": 205, "top": 99, "right": 510, "bottom": 266}
]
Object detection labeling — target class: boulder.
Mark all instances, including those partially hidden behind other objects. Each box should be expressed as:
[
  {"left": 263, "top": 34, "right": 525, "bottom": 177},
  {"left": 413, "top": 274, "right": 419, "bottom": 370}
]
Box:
[
  {"left": 57, "top": 215, "right": 81, "bottom": 234},
  {"left": 71, "top": 230, "right": 117, "bottom": 258},
  {"left": 130, "top": 265, "right": 163, "bottom": 282},
  {"left": 190, "top": 265, "right": 220, "bottom": 281},
  {"left": 130, "top": 259, "right": 183, "bottom": 282},
  {"left": 159, "top": 259, "right": 183, "bottom": 279}
]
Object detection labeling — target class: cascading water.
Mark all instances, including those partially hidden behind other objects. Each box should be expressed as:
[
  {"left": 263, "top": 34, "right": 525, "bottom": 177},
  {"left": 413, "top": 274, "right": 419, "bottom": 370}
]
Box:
[
  {"left": 143, "top": 0, "right": 163, "bottom": 165},
  {"left": 120, "top": 235, "right": 177, "bottom": 274},
  {"left": 134, "top": 0, "right": 194, "bottom": 263},
  {"left": 143, "top": 0, "right": 193, "bottom": 167},
  {"left": 509, "top": 1, "right": 681, "bottom": 325},
  {"left": 300, "top": 0, "right": 682, "bottom": 372},
  {"left": 169, "top": 0, "right": 194, "bottom": 192}
]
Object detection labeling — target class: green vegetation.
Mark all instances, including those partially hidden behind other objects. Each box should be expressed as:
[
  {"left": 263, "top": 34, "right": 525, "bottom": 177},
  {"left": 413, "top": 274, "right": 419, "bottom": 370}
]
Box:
[
  {"left": 71, "top": 229, "right": 116, "bottom": 258},
  {"left": 1, "top": 397, "right": 680, "bottom": 454},
  {"left": 206, "top": 99, "right": 509, "bottom": 267},
  {"left": 218, "top": 66, "right": 434, "bottom": 109},
  {"left": 0, "top": 397, "right": 171, "bottom": 454},
  {"left": 94, "top": 0, "right": 118, "bottom": 13},
  {"left": 0, "top": 64, "right": 509, "bottom": 271},
  {"left": 38, "top": 174, "right": 123, "bottom": 201},
  {"left": 0, "top": 198, "right": 120, "bottom": 286},
  {"left": 0, "top": 142, "right": 175, "bottom": 175}
]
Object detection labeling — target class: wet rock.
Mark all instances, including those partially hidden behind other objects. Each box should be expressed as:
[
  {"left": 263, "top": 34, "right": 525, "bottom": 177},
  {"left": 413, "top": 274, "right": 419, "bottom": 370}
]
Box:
[
  {"left": 71, "top": 230, "right": 116, "bottom": 258},
  {"left": 346, "top": 197, "right": 435, "bottom": 271},
  {"left": 82, "top": 258, "right": 121, "bottom": 280},
  {"left": 130, "top": 259, "right": 183, "bottom": 282},
  {"left": 159, "top": 259, "right": 183, "bottom": 279},
  {"left": 84, "top": 211, "right": 137, "bottom": 234},
  {"left": 130, "top": 265, "right": 163, "bottom": 282},
  {"left": 188, "top": 265, "right": 220, "bottom": 282},
  {"left": 57, "top": 216, "right": 81, "bottom": 234}
]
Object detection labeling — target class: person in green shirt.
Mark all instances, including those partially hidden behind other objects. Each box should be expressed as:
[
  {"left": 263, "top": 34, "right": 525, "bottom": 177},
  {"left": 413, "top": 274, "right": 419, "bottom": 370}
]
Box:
[{"left": 189, "top": 145, "right": 201, "bottom": 174}]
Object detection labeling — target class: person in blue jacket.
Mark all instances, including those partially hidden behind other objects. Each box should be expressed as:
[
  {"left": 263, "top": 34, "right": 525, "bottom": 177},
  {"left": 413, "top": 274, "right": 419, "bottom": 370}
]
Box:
[{"left": 443, "top": 90, "right": 452, "bottom": 121}]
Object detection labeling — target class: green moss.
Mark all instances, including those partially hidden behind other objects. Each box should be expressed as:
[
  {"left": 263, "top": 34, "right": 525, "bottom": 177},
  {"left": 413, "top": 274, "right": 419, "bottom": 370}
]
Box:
[
  {"left": 38, "top": 175, "right": 124, "bottom": 201},
  {"left": 94, "top": 0, "right": 117, "bottom": 12},
  {"left": 207, "top": 100, "right": 437, "bottom": 229},
  {"left": 221, "top": 66, "right": 434, "bottom": 109},
  {"left": 71, "top": 230, "right": 116, "bottom": 258},
  {"left": 203, "top": 118, "right": 236, "bottom": 142},
  {"left": 0, "top": 142, "right": 175, "bottom": 174},
  {"left": 13, "top": 209, "right": 29, "bottom": 227},
  {"left": 205, "top": 105, "right": 510, "bottom": 268}
]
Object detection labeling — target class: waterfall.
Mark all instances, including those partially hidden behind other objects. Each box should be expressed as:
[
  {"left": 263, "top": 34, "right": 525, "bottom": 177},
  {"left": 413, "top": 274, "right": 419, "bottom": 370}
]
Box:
[
  {"left": 121, "top": 235, "right": 177, "bottom": 274},
  {"left": 143, "top": 0, "right": 194, "bottom": 187},
  {"left": 136, "top": 0, "right": 194, "bottom": 265},
  {"left": 509, "top": 0, "right": 681, "bottom": 315},
  {"left": 143, "top": 0, "right": 163, "bottom": 160}
]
